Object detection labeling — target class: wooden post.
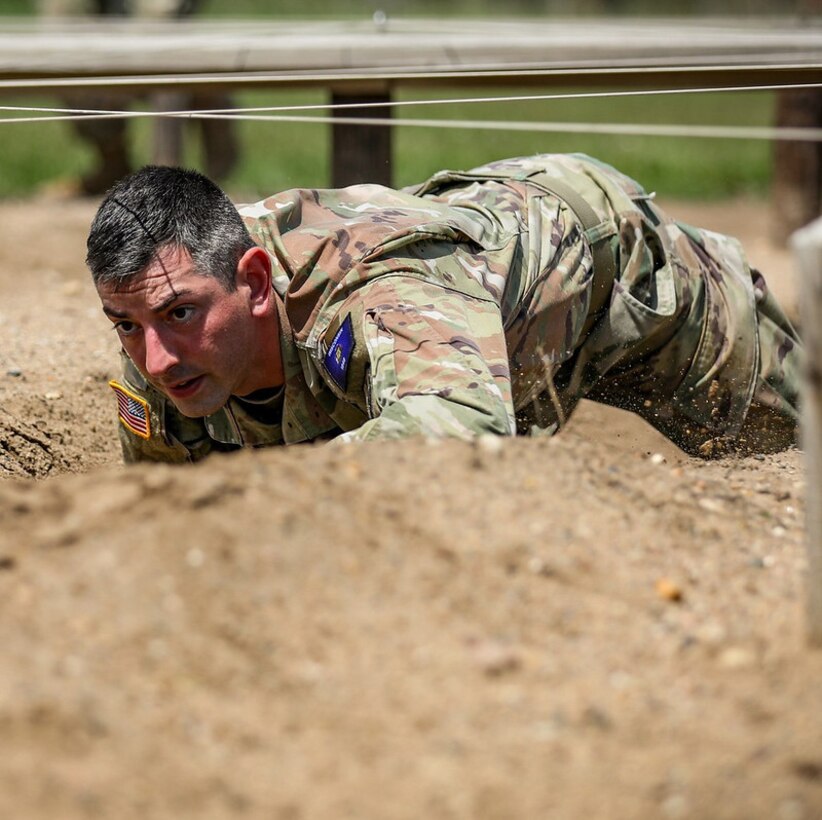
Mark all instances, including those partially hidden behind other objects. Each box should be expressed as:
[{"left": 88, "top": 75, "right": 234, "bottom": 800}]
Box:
[
  {"left": 791, "top": 217, "right": 822, "bottom": 646},
  {"left": 331, "top": 89, "right": 392, "bottom": 188},
  {"left": 772, "top": 89, "right": 822, "bottom": 245},
  {"left": 772, "top": 0, "right": 822, "bottom": 245},
  {"left": 151, "top": 91, "right": 186, "bottom": 167}
]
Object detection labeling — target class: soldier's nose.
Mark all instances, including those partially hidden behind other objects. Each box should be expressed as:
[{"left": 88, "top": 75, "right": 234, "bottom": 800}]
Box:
[{"left": 143, "top": 328, "right": 180, "bottom": 379}]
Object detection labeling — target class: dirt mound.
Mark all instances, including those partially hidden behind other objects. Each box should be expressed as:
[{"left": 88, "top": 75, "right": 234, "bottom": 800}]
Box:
[
  {"left": 0, "top": 406, "right": 71, "bottom": 478},
  {"left": 0, "top": 422, "right": 819, "bottom": 819},
  {"left": 0, "top": 194, "right": 819, "bottom": 819}
]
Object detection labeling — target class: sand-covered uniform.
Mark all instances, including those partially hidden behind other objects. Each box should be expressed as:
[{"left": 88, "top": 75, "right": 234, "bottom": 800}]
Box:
[{"left": 110, "top": 153, "right": 802, "bottom": 463}]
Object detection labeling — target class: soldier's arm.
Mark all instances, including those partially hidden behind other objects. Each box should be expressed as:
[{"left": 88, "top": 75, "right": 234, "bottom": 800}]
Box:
[
  {"left": 109, "top": 354, "right": 213, "bottom": 464},
  {"left": 331, "top": 278, "right": 515, "bottom": 442}
]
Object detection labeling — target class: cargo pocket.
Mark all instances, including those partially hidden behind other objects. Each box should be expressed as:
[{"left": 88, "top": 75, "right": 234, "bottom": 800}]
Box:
[
  {"left": 362, "top": 307, "right": 400, "bottom": 418},
  {"left": 670, "top": 226, "right": 759, "bottom": 437}
]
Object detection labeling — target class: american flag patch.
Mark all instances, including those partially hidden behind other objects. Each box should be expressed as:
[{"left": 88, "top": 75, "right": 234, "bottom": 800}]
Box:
[{"left": 109, "top": 380, "right": 151, "bottom": 439}]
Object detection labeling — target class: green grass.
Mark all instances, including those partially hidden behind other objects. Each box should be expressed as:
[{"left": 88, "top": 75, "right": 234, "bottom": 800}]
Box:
[
  {"left": 226, "top": 87, "right": 775, "bottom": 200},
  {"left": 0, "top": 0, "right": 784, "bottom": 199},
  {"left": 0, "top": 89, "right": 774, "bottom": 199},
  {"left": 0, "top": 101, "right": 95, "bottom": 195},
  {"left": 390, "top": 88, "right": 775, "bottom": 198}
]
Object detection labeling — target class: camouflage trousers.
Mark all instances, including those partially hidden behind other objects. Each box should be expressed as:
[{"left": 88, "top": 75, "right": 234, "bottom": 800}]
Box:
[
  {"left": 573, "top": 230, "right": 802, "bottom": 456},
  {"left": 589, "top": 262, "right": 804, "bottom": 457},
  {"left": 419, "top": 153, "right": 803, "bottom": 455}
]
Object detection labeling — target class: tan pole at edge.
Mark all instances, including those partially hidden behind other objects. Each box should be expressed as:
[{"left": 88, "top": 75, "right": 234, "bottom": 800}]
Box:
[{"left": 791, "top": 217, "right": 822, "bottom": 646}]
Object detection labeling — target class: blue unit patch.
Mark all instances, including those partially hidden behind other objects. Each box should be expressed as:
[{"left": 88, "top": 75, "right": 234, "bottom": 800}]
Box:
[{"left": 325, "top": 313, "right": 355, "bottom": 390}]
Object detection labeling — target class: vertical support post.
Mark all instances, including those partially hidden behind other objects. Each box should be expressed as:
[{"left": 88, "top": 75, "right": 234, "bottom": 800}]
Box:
[
  {"left": 772, "top": 89, "right": 822, "bottom": 244},
  {"left": 152, "top": 91, "right": 187, "bottom": 167},
  {"left": 331, "top": 88, "right": 392, "bottom": 188},
  {"left": 772, "top": 0, "right": 822, "bottom": 244},
  {"left": 791, "top": 217, "right": 822, "bottom": 646}
]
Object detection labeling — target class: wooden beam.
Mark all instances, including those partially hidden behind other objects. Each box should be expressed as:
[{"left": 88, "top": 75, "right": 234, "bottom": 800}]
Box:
[
  {"left": 1, "top": 17, "right": 821, "bottom": 93},
  {"left": 3, "top": 64, "right": 822, "bottom": 97},
  {"left": 791, "top": 217, "right": 822, "bottom": 646}
]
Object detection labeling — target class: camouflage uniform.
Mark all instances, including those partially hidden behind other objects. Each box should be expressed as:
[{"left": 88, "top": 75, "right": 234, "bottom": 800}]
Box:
[{"left": 111, "top": 153, "right": 802, "bottom": 463}]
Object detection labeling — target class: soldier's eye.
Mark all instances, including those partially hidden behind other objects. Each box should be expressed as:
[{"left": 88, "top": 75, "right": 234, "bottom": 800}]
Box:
[
  {"left": 114, "top": 320, "right": 138, "bottom": 335},
  {"left": 170, "top": 306, "right": 195, "bottom": 322}
]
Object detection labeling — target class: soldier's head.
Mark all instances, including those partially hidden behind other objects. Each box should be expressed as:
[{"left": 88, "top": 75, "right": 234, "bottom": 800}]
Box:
[
  {"left": 87, "top": 166, "right": 283, "bottom": 418},
  {"left": 86, "top": 164, "right": 253, "bottom": 292}
]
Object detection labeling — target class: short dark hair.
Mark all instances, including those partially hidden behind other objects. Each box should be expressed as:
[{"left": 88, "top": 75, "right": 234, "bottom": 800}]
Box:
[{"left": 86, "top": 165, "right": 255, "bottom": 290}]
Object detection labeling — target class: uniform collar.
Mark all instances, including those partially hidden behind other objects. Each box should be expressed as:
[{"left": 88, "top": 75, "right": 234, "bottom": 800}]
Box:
[{"left": 274, "top": 289, "right": 340, "bottom": 444}]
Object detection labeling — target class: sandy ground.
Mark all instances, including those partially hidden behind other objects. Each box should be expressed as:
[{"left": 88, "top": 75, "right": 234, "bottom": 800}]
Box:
[{"left": 0, "top": 194, "right": 820, "bottom": 819}]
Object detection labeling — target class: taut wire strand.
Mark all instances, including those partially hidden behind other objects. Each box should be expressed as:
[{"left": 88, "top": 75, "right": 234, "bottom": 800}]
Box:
[
  {"left": 2, "top": 106, "right": 822, "bottom": 142},
  {"left": 1, "top": 79, "right": 821, "bottom": 124},
  {"left": 177, "top": 114, "right": 822, "bottom": 142}
]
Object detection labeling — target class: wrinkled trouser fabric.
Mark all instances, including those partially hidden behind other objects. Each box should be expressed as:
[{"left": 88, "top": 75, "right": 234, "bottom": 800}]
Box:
[{"left": 465, "top": 156, "right": 804, "bottom": 455}]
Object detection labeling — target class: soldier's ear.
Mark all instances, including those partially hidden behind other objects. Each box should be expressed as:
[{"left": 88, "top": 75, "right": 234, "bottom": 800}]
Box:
[{"left": 236, "top": 247, "right": 272, "bottom": 316}]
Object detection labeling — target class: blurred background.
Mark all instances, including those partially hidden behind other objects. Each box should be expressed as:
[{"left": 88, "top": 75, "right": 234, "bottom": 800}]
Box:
[{"left": 0, "top": 0, "right": 816, "bottom": 207}]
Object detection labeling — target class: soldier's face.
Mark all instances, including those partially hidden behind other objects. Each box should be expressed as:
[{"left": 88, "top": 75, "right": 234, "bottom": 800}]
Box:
[{"left": 97, "top": 246, "right": 264, "bottom": 418}]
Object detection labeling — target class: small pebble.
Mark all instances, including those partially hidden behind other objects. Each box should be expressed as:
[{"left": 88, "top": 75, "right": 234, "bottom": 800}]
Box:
[
  {"left": 581, "top": 705, "right": 613, "bottom": 731},
  {"left": 476, "top": 434, "right": 504, "bottom": 455},
  {"left": 771, "top": 526, "right": 787, "bottom": 538},
  {"left": 142, "top": 469, "right": 173, "bottom": 493},
  {"left": 655, "top": 578, "right": 684, "bottom": 602},
  {"left": 343, "top": 460, "right": 362, "bottom": 479},
  {"left": 718, "top": 646, "right": 756, "bottom": 669},
  {"left": 661, "top": 794, "right": 689, "bottom": 820},
  {"left": 527, "top": 556, "right": 555, "bottom": 577},
  {"left": 650, "top": 452, "right": 666, "bottom": 466},
  {"left": 6, "top": 368, "right": 22, "bottom": 377},
  {"left": 44, "top": 390, "right": 62, "bottom": 401},
  {"left": 474, "top": 641, "right": 521, "bottom": 677},
  {"left": 696, "top": 620, "right": 727, "bottom": 645},
  {"left": 186, "top": 548, "right": 205, "bottom": 568},
  {"left": 698, "top": 497, "right": 723, "bottom": 513}
]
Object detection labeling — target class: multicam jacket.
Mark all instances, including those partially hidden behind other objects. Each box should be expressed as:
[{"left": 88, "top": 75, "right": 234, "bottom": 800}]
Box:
[{"left": 111, "top": 153, "right": 799, "bottom": 463}]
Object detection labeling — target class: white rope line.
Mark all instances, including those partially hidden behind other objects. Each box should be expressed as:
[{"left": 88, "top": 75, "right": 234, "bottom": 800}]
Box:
[
  {"left": 1, "top": 79, "right": 820, "bottom": 124},
  {"left": 186, "top": 114, "right": 822, "bottom": 142},
  {"left": 3, "top": 106, "right": 821, "bottom": 142},
  {"left": 1, "top": 61, "right": 820, "bottom": 91}
]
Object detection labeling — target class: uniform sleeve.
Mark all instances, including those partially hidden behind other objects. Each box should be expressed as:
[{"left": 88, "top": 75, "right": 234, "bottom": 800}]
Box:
[
  {"left": 334, "top": 277, "right": 515, "bottom": 442},
  {"left": 110, "top": 354, "right": 213, "bottom": 464}
]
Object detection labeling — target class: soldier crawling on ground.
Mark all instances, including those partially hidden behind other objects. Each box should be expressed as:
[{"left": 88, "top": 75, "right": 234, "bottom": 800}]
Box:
[{"left": 85, "top": 152, "right": 802, "bottom": 464}]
